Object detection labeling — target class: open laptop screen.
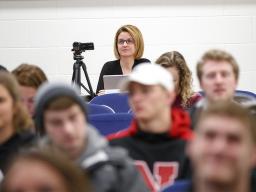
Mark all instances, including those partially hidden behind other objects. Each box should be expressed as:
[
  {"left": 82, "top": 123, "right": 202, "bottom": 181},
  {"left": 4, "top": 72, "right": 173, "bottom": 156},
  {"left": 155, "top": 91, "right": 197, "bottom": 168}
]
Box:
[{"left": 103, "top": 75, "right": 128, "bottom": 90}]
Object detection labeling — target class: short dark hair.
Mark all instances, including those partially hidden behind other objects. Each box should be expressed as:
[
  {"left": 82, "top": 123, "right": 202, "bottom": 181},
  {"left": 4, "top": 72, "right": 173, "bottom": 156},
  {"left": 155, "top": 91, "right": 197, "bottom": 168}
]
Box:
[
  {"left": 12, "top": 63, "right": 47, "bottom": 89},
  {"left": 195, "top": 102, "right": 256, "bottom": 144},
  {"left": 45, "top": 96, "right": 80, "bottom": 111}
]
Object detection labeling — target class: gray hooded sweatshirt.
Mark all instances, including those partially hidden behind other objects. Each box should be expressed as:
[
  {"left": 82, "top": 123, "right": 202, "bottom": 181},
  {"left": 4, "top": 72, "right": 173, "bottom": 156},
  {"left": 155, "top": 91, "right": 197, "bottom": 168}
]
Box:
[{"left": 35, "top": 82, "right": 149, "bottom": 192}]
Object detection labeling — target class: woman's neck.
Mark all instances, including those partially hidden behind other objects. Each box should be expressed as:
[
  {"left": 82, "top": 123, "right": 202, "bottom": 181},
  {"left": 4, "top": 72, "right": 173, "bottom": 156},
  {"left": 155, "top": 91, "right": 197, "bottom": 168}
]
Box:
[
  {"left": 120, "top": 57, "right": 135, "bottom": 74},
  {"left": 0, "top": 124, "right": 15, "bottom": 144}
]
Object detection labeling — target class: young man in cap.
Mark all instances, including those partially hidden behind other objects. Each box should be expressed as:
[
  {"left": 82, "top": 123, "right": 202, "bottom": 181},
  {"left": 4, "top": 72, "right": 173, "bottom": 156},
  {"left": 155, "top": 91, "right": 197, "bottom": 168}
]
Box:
[
  {"left": 109, "top": 63, "right": 193, "bottom": 192},
  {"left": 187, "top": 102, "right": 256, "bottom": 192},
  {"left": 34, "top": 83, "right": 148, "bottom": 192}
]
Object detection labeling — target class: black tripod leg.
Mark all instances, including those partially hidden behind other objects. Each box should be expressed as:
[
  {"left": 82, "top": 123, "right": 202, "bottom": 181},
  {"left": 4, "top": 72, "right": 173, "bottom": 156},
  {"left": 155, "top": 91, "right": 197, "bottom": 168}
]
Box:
[
  {"left": 72, "top": 61, "right": 81, "bottom": 93},
  {"left": 80, "top": 83, "right": 90, "bottom": 93},
  {"left": 81, "top": 63, "right": 95, "bottom": 98}
]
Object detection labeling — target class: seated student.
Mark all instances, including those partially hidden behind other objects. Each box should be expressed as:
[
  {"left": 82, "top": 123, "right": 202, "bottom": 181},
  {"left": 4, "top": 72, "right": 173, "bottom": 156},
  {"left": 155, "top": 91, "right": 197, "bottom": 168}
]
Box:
[
  {"left": 108, "top": 63, "right": 193, "bottom": 191},
  {"left": 96, "top": 24, "right": 150, "bottom": 95},
  {"left": 156, "top": 51, "right": 202, "bottom": 110},
  {"left": 1, "top": 148, "right": 92, "bottom": 192},
  {"left": 12, "top": 63, "right": 48, "bottom": 118},
  {"left": 34, "top": 82, "right": 149, "bottom": 192},
  {"left": 186, "top": 102, "right": 256, "bottom": 192},
  {"left": 190, "top": 49, "right": 239, "bottom": 128},
  {"left": 0, "top": 72, "right": 35, "bottom": 175}
]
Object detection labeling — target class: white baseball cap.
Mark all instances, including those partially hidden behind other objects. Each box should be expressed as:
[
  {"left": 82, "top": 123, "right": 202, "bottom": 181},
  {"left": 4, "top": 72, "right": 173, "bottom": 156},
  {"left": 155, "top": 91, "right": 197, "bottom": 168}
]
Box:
[{"left": 120, "top": 63, "right": 174, "bottom": 91}]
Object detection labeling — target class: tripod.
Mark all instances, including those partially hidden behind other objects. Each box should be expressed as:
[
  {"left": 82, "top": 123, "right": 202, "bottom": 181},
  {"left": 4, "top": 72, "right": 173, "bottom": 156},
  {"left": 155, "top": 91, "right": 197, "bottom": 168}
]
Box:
[{"left": 71, "top": 52, "right": 95, "bottom": 99}]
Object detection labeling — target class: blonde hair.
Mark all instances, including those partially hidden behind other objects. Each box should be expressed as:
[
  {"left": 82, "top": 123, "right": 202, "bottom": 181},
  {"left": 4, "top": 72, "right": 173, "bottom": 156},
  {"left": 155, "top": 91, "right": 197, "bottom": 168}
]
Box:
[
  {"left": 0, "top": 72, "right": 33, "bottom": 132},
  {"left": 156, "top": 51, "right": 194, "bottom": 108},
  {"left": 197, "top": 49, "right": 239, "bottom": 82},
  {"left": 114, "top": 24, "right": 144, "bottom": 59}
]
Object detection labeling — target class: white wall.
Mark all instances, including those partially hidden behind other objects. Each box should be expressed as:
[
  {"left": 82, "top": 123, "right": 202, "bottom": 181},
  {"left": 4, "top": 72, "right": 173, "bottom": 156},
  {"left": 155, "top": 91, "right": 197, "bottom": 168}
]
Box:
[{"left": 0, "top": 0, "right": 256, "bottom": 94}]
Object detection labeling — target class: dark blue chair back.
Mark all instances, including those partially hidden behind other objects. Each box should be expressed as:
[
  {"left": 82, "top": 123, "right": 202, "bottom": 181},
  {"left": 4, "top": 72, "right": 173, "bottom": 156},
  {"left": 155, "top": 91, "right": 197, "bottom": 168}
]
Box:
[
  {"left": 89, "top": 93, "right": 130, "bottom": 113},
  {"left": 233, "top": 90, "right": 256, "bottom": 104},
  {"left": 162, "top": 180, "right": 191, "bottom": 192},
  {"left": 199, "top": 90, "right": 256, "bottom": 100},
  {"left": 235, "top": 90, "right": 256, "bottom": 99},
  {"left": 88, "top": 113, "right": 133, "bottom": 136},
  {"left": 87, "top": 103, "right": 115, "bottom": 115}
]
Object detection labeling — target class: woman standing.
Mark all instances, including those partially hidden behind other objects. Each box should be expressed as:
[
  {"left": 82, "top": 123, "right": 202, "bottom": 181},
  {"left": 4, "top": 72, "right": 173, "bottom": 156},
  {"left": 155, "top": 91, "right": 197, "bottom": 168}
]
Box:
[{"left": 96, "top": 24, "right": 150, "bottom": 94}]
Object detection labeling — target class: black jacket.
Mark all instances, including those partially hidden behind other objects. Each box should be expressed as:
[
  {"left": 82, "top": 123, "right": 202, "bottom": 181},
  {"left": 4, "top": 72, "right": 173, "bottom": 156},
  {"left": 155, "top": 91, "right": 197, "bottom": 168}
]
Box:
[
  {"left": 96, "top": 58, "right": 150, "bottom": 93},
  {"left": 109, "top": 108, "right": 193, "bottom": 191},
  {"left": 0, "top": 132, "right": 36, "bottom": 173}
]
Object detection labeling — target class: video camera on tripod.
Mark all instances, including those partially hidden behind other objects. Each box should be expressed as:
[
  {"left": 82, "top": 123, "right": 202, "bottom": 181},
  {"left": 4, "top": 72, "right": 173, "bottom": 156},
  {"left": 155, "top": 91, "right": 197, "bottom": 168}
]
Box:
[
  {"left": 71, "top": 41, "right": 96, "bottom": 99},
  {"left": 72, "top": 42, "right": 94, "bottom": 53}
]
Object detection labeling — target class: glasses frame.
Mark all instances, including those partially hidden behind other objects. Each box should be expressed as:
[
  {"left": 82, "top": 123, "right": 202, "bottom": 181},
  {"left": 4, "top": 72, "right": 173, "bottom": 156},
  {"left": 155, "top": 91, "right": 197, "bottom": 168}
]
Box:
[{"left": 117, "top": 38, "right": 135, "bottom": 45}]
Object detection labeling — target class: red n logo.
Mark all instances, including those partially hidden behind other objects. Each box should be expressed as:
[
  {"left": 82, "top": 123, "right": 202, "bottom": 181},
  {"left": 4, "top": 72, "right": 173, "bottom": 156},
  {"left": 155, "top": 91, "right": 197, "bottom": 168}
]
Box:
[{"left": 135, "top": 161, "right": 179, "bottom": 192}]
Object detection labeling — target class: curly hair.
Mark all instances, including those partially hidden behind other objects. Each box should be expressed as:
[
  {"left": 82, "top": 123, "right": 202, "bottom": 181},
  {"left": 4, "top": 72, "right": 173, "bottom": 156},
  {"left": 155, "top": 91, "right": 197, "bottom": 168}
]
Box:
[{"left": 156, "top": 51, "right": 194, "bottom": 108}]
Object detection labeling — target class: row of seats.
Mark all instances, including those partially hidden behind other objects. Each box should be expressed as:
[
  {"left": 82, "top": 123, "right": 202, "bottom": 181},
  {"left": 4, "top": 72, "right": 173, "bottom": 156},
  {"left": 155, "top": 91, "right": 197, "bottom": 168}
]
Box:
[
  {"left": 87, "top": 91, "right": 256, "bottom": 136},
  {"left": 87, "top": 93, "right": 131, "bottom": 136},
  {"left": 199, "top": 90, "right": 256, "bottom": 102},
  {"left": 89, "top": 92, "right": 130, "bottom": 113},
  {"left": 89, "top": 91, "right": 256, "bottom": 114},
  {"left": 88, "top": 113, "right": 133, "bottom": 136}
]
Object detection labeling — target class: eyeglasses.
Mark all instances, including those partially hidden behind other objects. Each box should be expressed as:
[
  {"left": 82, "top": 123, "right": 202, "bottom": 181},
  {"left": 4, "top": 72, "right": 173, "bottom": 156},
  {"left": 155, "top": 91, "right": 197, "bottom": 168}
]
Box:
[{"left": 118, "top": 38, "right": 134, "bottom": 45}]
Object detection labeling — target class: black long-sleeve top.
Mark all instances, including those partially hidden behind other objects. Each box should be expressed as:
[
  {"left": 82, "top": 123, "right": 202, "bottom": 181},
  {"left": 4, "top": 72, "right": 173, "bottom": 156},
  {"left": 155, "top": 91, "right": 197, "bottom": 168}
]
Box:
[{"left": 96, "top": 58, "right": 150, "bottom": 94}]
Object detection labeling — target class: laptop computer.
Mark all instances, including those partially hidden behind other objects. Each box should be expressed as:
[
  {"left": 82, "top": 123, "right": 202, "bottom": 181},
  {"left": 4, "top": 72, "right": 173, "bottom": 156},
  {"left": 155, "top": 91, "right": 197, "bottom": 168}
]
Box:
[{"left": 103, "top": 74, "right": 128, "bottom": 90}]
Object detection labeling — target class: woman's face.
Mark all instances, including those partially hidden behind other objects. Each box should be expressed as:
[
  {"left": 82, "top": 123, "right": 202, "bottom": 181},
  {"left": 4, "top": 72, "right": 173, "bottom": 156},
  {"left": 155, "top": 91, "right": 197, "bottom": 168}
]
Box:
[
  {"left": 3, "top": 159, "right": 69, "bottom": 192},
  {"left": 117, "top": 32, "right": 136, "bottom": 58},
  {"left": 0, "top": 85, "right": 15, "bottom": 129},
  {"left": 166, "top": 66, "right": 180, "bottom": 94}
]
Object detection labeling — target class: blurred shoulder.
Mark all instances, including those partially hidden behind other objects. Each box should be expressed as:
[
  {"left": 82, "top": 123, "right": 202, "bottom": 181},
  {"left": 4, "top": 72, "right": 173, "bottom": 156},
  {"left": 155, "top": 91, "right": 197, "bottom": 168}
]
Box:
[{"left": 187, "top": 92, "right": 203, "bottom": 108}]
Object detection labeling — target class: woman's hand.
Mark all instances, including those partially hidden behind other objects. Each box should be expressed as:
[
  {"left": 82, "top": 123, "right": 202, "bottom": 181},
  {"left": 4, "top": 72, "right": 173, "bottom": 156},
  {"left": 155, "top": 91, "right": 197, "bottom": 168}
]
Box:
[{"left": 97, "top": 90, "right": 106, "bottom": 96}]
